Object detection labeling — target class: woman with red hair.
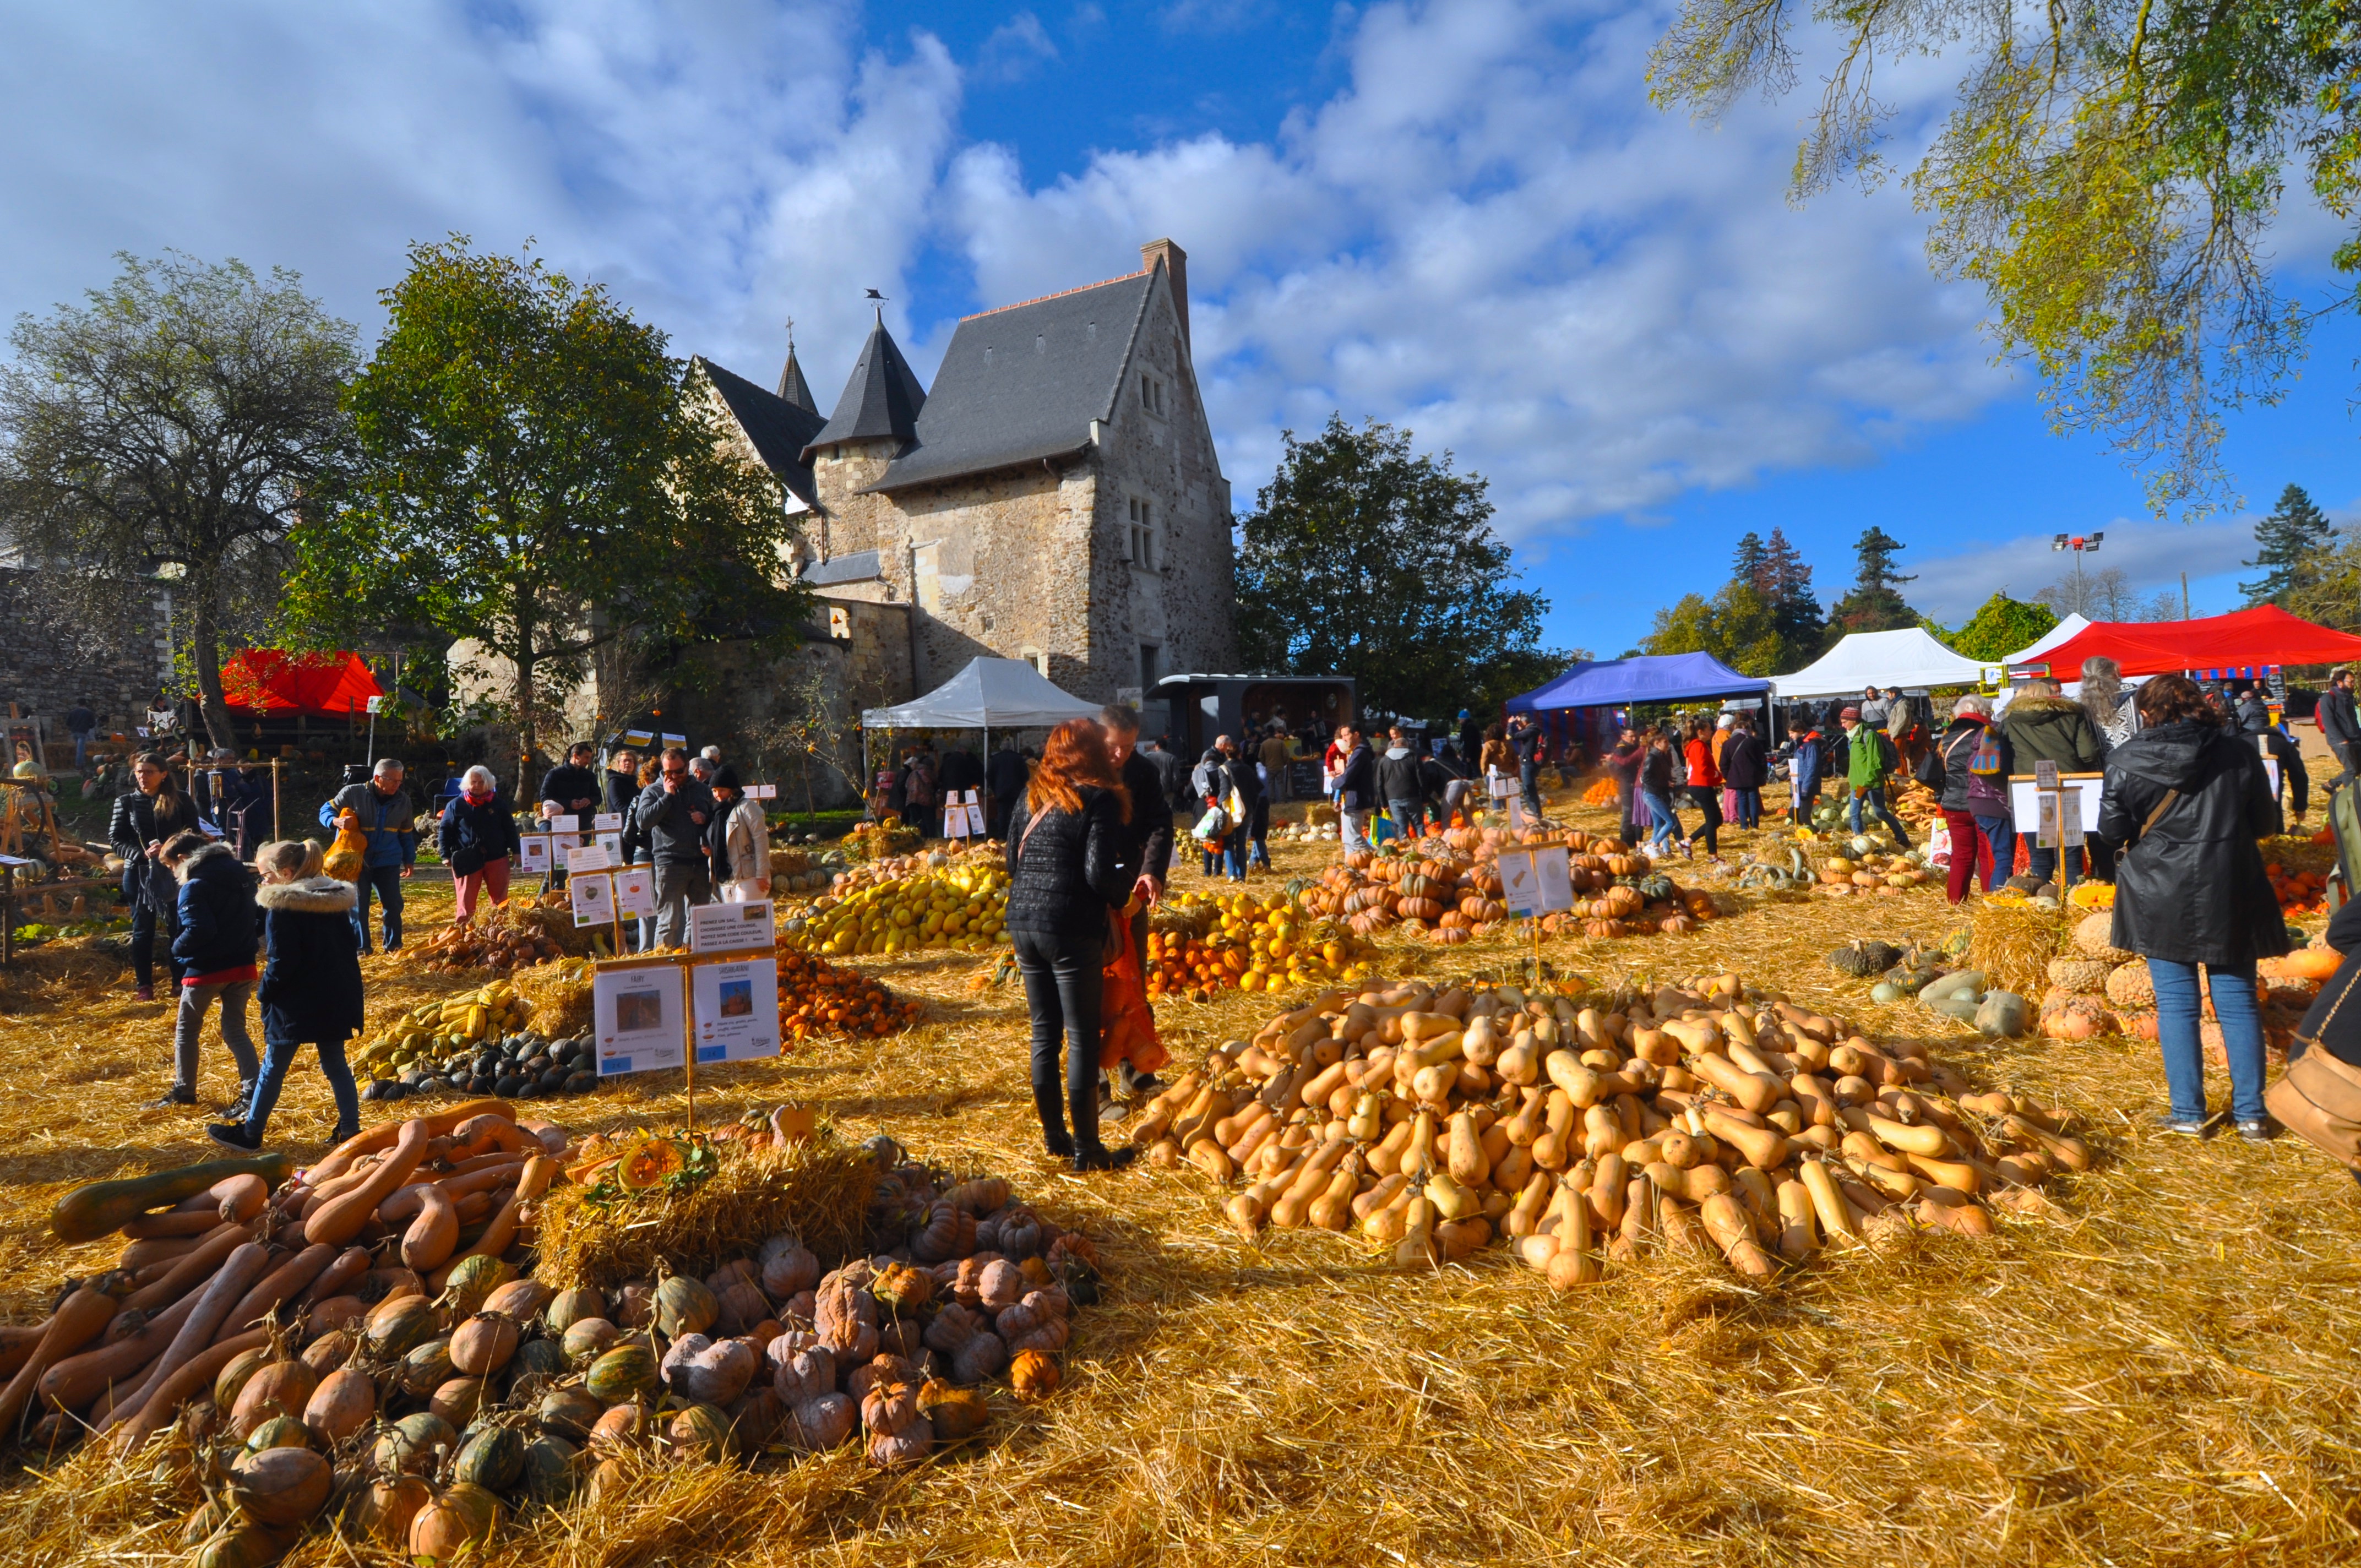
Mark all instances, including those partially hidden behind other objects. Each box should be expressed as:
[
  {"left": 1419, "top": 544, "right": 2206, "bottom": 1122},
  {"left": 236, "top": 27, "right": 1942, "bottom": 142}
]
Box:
[{"left": 1005, "top": 718, "right": 1139, "bottom": 1170}]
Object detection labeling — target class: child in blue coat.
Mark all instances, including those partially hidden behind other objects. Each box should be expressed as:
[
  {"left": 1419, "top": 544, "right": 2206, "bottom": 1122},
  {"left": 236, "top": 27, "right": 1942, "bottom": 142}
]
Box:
[{"left": 210, "top": 839, "right": 365, "bottom": 1151}]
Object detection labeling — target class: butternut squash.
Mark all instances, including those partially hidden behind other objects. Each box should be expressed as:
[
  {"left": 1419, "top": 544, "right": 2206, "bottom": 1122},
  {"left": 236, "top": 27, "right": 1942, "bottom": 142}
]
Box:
[
  {"left": 1699, "top": 1107, "right": 1791, "bottom": 1170},
  {"left": 1530, "top": 1090, "right": 1577, "bottom": 1171},
  {"left": 304, "top": 1100, "right": 513, "bottom": 1188},
  {"left": 1445, "top": 1112, "right": 1489, "bottom": 1186},
  {"left": 1698, "top": 1194, "right": 1777, "bottom": 1279},
  {"left": 305, "top": 1121, "right": 433, "bottom": 1249},
  {"left": 1798, "top": 1158, "right": 1857, "bottom": 1242}
]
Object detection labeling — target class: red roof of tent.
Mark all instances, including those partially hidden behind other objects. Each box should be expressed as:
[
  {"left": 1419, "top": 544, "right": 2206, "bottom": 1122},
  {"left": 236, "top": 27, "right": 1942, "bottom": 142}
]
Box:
[
  {"left": 2013, "top": 605, "right": 2361, "bottom": 683},
  {"left": 221, "top": 650, "right": 384, "bottom": 716}
]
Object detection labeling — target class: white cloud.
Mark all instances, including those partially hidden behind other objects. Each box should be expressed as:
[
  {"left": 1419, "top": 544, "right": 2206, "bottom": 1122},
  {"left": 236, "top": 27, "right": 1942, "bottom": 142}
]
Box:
[
  {"left": 940, "top": 0, "right": 2008, "bottom": 540},
  {"left": 976, "top": 12, "right": 1059, "bottom": 82},
  {"left": 0, "top": 0, "right": 961, "bottom": 400}
]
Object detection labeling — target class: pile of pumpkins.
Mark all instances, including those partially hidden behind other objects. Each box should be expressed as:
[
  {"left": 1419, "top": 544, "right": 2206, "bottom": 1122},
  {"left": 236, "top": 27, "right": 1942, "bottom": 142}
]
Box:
[
  {"left": 1137, "top": 970, "right": 2092, "bottom": 1284},
  {"left": 780, "top": 857, "right": 1011, "bottom": 957},
  {"left": 767, "top": 846, "right": 837, "bottom": 898},
  {"left": 1143, "top": 890, "right": 1373, "bottom": 999},
  {"left": 352, "top": 983, "right": 535, "bottom": 1081},
  {"left": 2039, "top": 912, "right": 2335, "bottom": 1048},
  {"left": 1299, "top": 851, "right": 1508, "bottom": 945},
  {"left": 360, "top": 1030, "right": 602, "bottom": 1103},
  {"left": 1829, "top": 939, "right": 2032, "bottom": 1039}
]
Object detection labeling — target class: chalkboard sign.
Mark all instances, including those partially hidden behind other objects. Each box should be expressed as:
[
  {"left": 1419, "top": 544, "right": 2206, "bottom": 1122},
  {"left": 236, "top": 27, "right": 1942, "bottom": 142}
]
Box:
[{"left": 1287, "top": 759, "right": 1323, "bottom": 799}]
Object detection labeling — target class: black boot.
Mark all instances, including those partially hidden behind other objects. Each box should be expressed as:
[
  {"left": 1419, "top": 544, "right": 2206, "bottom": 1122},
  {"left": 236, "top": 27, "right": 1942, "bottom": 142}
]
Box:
[
  {"left": 1073, "top": 1144, "right": 1138, "bottom": 1173},
  {"left": 1035, "top": 1078, "right": 1074, "bottom": 1159}
]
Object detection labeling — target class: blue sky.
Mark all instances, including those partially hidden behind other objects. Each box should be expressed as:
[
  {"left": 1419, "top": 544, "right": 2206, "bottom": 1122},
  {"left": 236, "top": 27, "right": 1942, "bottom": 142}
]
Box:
[{"left": 1, "top": 0, "right": 2352, "bottom": 660}]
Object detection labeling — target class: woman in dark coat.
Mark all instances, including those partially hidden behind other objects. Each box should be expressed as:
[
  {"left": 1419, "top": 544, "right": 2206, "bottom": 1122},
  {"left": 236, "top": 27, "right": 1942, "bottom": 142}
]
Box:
[
  {"left": 211, "top": 839, "right": 365, "bottom": 1150},
  {"left": 1005, "top": 719, "right": 1138, "bottom": 1172},
  {"left": 111, "top": 751, "right": 197, "bottom": 1000},
  {"left": 438, "top": 765, "right": 523, "bottom": 924},
  {"left": 2099, "top": 675, "right": 2289, "bottom": 1137},
  {"left": 1717, "top": 717, "right": 1767, "bottom": 829}
]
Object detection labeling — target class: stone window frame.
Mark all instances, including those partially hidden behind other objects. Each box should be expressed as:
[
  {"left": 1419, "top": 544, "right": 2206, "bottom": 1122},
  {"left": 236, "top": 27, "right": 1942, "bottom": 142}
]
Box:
[
  {"left": 1138, "top": 372, "right": 1166, "bottom": 418},
  {"left": 1125, "top": 495, "right": 1156, "bottom": 571}
]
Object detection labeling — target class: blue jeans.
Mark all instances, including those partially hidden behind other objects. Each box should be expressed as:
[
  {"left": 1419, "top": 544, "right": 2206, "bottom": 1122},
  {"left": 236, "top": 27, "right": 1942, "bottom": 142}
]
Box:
[
  {"left": 1519, "top": 761, "right": 1540, "bottom": 812},
  {"left": 73, "top": 731, "right": 91, "bottom": 770},
  {"left": 1973, "top": 814, "right": 2014, "bottom": 884},
  {"left": 355, "top": 863, "right": 404, "bottom": 952},
  {"left": 1642, "top": 790, "right": 1680, "bottom": 851},
  {"left": 1848, "top": 786, "right": 1910, "bottom": 844},
  {"left": 2149, "top": 958, "right": 2266, "bottom": 1122},
  {"left": 1221, "top": 826, "right": 1247, "bottom": 880},
  {"left": 1732, "top": 787, "right": 1760, "bottom": 828},
  {"left": 244, "top": 1036, "right": 361, "bottom": 1141}
]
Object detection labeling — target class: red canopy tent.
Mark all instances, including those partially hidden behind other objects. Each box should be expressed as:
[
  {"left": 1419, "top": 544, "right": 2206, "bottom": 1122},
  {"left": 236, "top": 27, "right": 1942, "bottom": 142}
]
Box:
[
  {"left": 220, "top": 650, "right": 384, "bottom": 716},
  {"left": 2011, "top": 605, "right": 2361, "bottom": 683}
]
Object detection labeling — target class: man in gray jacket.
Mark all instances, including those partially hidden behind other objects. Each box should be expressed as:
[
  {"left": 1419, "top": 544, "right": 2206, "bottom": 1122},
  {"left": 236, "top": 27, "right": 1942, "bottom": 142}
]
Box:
[
  {"left": 2320, "top": 667, "right": 2361, "bottom": 786},
  {"left": 635, "top": 747, "right": 715, "bottom": 946}
]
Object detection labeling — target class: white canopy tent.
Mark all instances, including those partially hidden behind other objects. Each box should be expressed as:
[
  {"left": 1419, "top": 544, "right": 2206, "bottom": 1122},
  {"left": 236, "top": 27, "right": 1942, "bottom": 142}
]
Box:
[
  {"left": 2002, "top": 613, "right": 2089, "bottom": 666},
  {"left": 1770, "top": 628, "right": 1985, "bottom": 699},
  {"left": 861, "top": 657, "right": 1101, "bottom": 731}
]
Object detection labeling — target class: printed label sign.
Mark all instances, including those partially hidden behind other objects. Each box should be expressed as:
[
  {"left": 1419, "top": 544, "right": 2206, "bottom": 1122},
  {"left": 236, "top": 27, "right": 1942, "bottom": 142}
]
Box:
[
  {"left": 689, "top": 897, "right": 775, "bottom": 954},
  {"left": 1497, "top": 846, "right": 1575, "bottom": 917},
  {"left": 567, "top": 842, "right": 613, "bottom": 874},
  {"left": 518, "top": 835, "right": 551, "bottom": 873},
  {"left": 546, "top": 814, "right": 579, "bottom": 832},
  {"left": 594, "top": 962, "right": 685, "bottom": 1076},
  {"left": 570, "top": 872, "right": 614, "bottom": 927},
  {"left": 693, "top": 957, "right": 780, "bottom": 1064},
  {"left": 592, "top": 812, "right": 623, "bottom": 830},
  {"left": 614, "top": 865, "right": 656, "bottom": 918}
]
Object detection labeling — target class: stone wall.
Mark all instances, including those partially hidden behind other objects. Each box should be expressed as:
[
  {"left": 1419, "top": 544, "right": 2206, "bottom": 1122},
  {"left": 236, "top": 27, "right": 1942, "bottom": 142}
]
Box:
[
  {"left": 0, "top": 566, "right": 175, "bottom": 741},
  {"left": 898, "top": 462, "right": 1103, "bottom": 697}
]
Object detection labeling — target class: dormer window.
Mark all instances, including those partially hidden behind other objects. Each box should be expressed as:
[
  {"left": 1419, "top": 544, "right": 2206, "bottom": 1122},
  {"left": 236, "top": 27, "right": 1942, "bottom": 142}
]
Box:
[
  {"left": 1127, "top": 496, "right": 1155, "bottom": 569},
  {"left": 1139, "top": 374, "right": 1165, "bottom": 417}
]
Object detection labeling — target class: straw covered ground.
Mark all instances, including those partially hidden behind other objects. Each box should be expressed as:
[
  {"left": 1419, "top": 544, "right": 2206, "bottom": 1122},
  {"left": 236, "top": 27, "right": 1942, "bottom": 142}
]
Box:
[{"left": 3, "top": 788, "right": 2360, "bottom": 1566}]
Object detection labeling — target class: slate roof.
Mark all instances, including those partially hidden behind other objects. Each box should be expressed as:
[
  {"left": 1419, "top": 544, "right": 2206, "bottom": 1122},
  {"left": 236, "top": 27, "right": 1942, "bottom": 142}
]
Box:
[
  {"left": 863, "top": 270, "right": 1157, "bottom": 493},
  {"left": 802, "top": 549, "right": 881, "bottom": 586},
  {"left": 697, "top": 357, "right": 824, "bottom": 510},
  {"left": 802, "top": 316, "right": 927, "bottom": 460},
  {"left": 776, "top": 346, "right": 818, "bottom": 413}
]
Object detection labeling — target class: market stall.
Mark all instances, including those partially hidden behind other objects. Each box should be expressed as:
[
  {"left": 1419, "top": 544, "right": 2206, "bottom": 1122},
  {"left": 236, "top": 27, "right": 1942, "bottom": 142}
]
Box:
[
  {"left": 2009, "top": 604, "right": 2361, "bottom": 683},
  {"left": 1505, "top": 652, "right": 1770, "bottom": 755},
  {"left": 1769, "top": 628, "right": 1984, "bottom": 699},
  {"left": 860, "top": 657, "right": 1099, "bottom": 733}
]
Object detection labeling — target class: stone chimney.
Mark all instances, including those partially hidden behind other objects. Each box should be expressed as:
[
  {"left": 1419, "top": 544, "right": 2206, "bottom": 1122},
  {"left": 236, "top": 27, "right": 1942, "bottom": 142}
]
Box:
[{"left": 1140, "top": 238, "right": 1188, "bottom": 353}]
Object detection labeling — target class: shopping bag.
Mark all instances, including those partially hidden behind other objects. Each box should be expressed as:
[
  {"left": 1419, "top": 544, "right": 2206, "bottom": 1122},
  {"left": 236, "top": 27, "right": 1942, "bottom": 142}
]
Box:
[
  {"left": 1927, "top": 815, "right": 1953, "bottom": 870},
  {"left": 1100, "top": 907, "right": 1168, "bottom": 1074}
]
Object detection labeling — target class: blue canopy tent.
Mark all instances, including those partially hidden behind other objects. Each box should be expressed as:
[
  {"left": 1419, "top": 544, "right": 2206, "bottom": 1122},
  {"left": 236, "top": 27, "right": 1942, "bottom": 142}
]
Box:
[
  {"left": 1506, "top": 652, "right": 1769, "bottom": 712},
  {"left": 1504, "top": 653, "right": 1772, "bottom": 767}
]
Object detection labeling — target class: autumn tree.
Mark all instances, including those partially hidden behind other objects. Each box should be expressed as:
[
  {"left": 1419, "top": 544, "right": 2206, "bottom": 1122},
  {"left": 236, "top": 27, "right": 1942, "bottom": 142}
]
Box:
[
  {"left": 1235, "top": 415, "right": 1564, "bottom": 721},
  {"left": 1649, "top": 1, "right": 2360, "bottom": 514},
  {"left": 288, "top": 238, "right": 806, "bottom": 765},
  {"left": 0, "top": 253, "right": 357, "bottom": 749},
  {"left": 1944, "top": 594, "right": 2059, "bottom": 661}
]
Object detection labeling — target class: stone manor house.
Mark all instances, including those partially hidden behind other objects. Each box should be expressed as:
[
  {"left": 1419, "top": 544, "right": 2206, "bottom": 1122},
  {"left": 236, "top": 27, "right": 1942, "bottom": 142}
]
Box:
[{"left": 693, "top": 238, "right": 1236, "bottom": 732}]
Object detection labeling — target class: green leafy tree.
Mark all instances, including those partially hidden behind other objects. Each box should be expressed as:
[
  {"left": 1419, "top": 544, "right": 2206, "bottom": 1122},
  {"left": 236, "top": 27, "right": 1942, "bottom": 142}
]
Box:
[
  {"left": 1235, "top": 415, "right": 1564, "bottom": 722},
  {"left": 1641, "top": 530, "right": 1818, "bottom": 673},
  {"left": 1827, "top": 527, "right": 1921, "bottom": 634},
  {"left": 0, "top": 253, "right": 357, "bottom": 749},
  {"left": 1945, "top": 594, "right": 2059, "bottom": 661},
  {"left": 2242, "top": 483, "right": 2337, "bottom": 606},
  {"left": 1754, "top": 526, "right": 1825, "bottom": 657},
  {"left": 287, "top": 239, "right": 805, "bottom": 765},
  {"left": 1649, "top": 1, "right": 2360, "bottom": 515}
]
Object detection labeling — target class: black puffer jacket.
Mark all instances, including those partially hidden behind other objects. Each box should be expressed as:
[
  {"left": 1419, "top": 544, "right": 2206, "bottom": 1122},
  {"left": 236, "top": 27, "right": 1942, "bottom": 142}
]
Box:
[
  {"left": 110, "top": 788, "right": 197, "bottom": 914},
  {"left": 438, "top": 794, "right": 522, "bottom": 878},
  {"left": 1118, "top": 751, "right": 1176, "bottom": 883},
  {"left": 1375, "top": 745, "right": 1425, "bottom": 804},
  {"left": 171, "top": 842, "right": 258, "bottom": 978},
  {"left": 255, "top": 876, "right": 365, "bottom": 1045},
  {"left": 1935, "top": 717, "right": 2012, "bottom": 814},
  {"left": 1004, "top": 785, "right": 1133, "bottom": 944},
  {"left": 2099, "top": 719, "right": 2289, "bottom": 968},
  {"left": 1718, "top": 730, "right": 1767, "bottom": 790}
]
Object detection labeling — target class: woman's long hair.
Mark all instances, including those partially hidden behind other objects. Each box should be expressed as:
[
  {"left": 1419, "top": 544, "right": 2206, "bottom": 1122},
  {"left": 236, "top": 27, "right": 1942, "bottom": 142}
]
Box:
[
  {"left": 140, "top": 751, "right": 191, "bottom": 830},
  {"left": 2080, "top": 655, "right": 2126, "bottom": 721},
  {"left": 1027, "top": 720, "right": 1131, "bottom": 823}
]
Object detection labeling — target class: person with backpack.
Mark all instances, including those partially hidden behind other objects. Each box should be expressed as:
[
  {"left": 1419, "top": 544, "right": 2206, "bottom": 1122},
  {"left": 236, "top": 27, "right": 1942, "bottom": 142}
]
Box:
[
  {"left": 113, "top": 751, "right": 198, "bottom": 1000},
  {"left": 2003, "top": 677, "right": 2105, "bottom": 884},
  {"left": 1936, "top": 696, "right": 2014, "bottom": 902},
  {"left": 1840, "top": 706, "right": 1911, "bottom": 846}
]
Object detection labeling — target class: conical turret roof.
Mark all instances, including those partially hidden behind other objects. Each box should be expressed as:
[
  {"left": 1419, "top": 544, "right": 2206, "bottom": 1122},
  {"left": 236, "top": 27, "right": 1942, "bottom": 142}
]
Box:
[{"left": 801, "top": 314, "right": 926, "bottom": 459}]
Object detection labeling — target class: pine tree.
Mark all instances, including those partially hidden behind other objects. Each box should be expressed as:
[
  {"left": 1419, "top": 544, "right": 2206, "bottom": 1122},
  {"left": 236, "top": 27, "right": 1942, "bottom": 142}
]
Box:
[
  {"left": 1827, "top": 526, "right": 1919, "bottom": 633},
  {"left": 1732, "top": 532, "right": 1769, "bottom": 593},
  {"left": 2240, "top": 484, "right": 2335, "bottom": 607},
  {"left": 1759, "top": 527, "right": 1824, "bottom": 655}
]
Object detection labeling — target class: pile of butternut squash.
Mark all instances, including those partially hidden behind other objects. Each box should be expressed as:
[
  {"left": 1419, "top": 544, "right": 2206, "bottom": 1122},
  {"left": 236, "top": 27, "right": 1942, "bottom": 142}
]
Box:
[
  {"left": 7, "top": 1101, "right": 563, "bottom": 1460},
  {"left": 1134, "top": 972, "right": 2091, "bottom": 1286}
]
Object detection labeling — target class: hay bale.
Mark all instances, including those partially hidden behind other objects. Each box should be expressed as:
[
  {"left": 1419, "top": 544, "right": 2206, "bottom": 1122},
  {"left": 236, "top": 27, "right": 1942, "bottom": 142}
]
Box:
[
  {"left": 2072, "top": 911, "right": 2132, "bottom": 962},
  {"left": 2106, "top": 959, "right": 2155, "bottom": 1010},
  {"left": 1968, "top": 900, "right": 2074, "bottom": 1000},
  {"left": 510, "top": 956, "right": 595, "bottom": 1038},
  {"left": 2046, "top": 956, "right": 2113, "bottom": 995},
  {"left": 536, "top": 1135, "right": 878, "bottom": 1289}
]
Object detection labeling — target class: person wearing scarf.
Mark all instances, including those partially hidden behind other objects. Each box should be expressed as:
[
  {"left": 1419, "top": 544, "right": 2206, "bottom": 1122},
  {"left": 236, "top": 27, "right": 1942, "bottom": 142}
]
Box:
[{"left": 438, "top": 765, "right": 521, "bottom": 924}]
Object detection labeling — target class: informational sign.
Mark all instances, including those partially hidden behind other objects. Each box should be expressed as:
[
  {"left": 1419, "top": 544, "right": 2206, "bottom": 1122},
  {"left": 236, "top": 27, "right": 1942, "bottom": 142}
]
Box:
[
  {"left": 2033, "top": 760, "right": 2060, "bottom": 791},
  {"left": 661, "top": 732, "right": 687, "bottom": 747},
  {"left": 964, "top": 792, "right": 986, "bottom": 835},
  {"left": 595, "top": 831, "right": 622, "bottom": 861},
  {"left": 1497, "top": 846, "right": 1575, "bottom": 918},
  {"left": 567, "top": 842, "right": 614, "bottom": 874},
  {"left": 591, "top": 812, "right": 623, "bottom": 831},
  {"left": 943, "top": 791, "right": 970, "bottom": 840},
  {"left": 689, "top": 897, "right": 775, "bottom": 955},
  {"left": 692, "top": 956, "right": 780, "bottom": 1064},
  {"left": 518, "top": 834, "right": 551, "bottom": 874},
  {"left": 1504, "top": 794, "right": 1530, "bottom": 832},
  {"left": 546, "top": 814, "right": 580, "bottom": 832},
  {"left": 2035, "top": 792, "right": 2086, "bottom": 850},
  {"left": 570, "top": 871, "right": 614, "bottom": 927},
  {"left": 614, "top": 865, "right": 656, "bottom": 919},
  {"left": 747, "top": 785, "right": 776, "bottom": 801},
  {"left": 2008, "top": 777, "right": 2104, "bottom": 838},
  {"left": 593, "top": 962, "right": 686, "bottom": 1076},
  {"left": 1488, "top": 772, "right": 1516, "bottom": 799},
  {"left": 621, "top": 729, "right": 655, "bottom": 749}
]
